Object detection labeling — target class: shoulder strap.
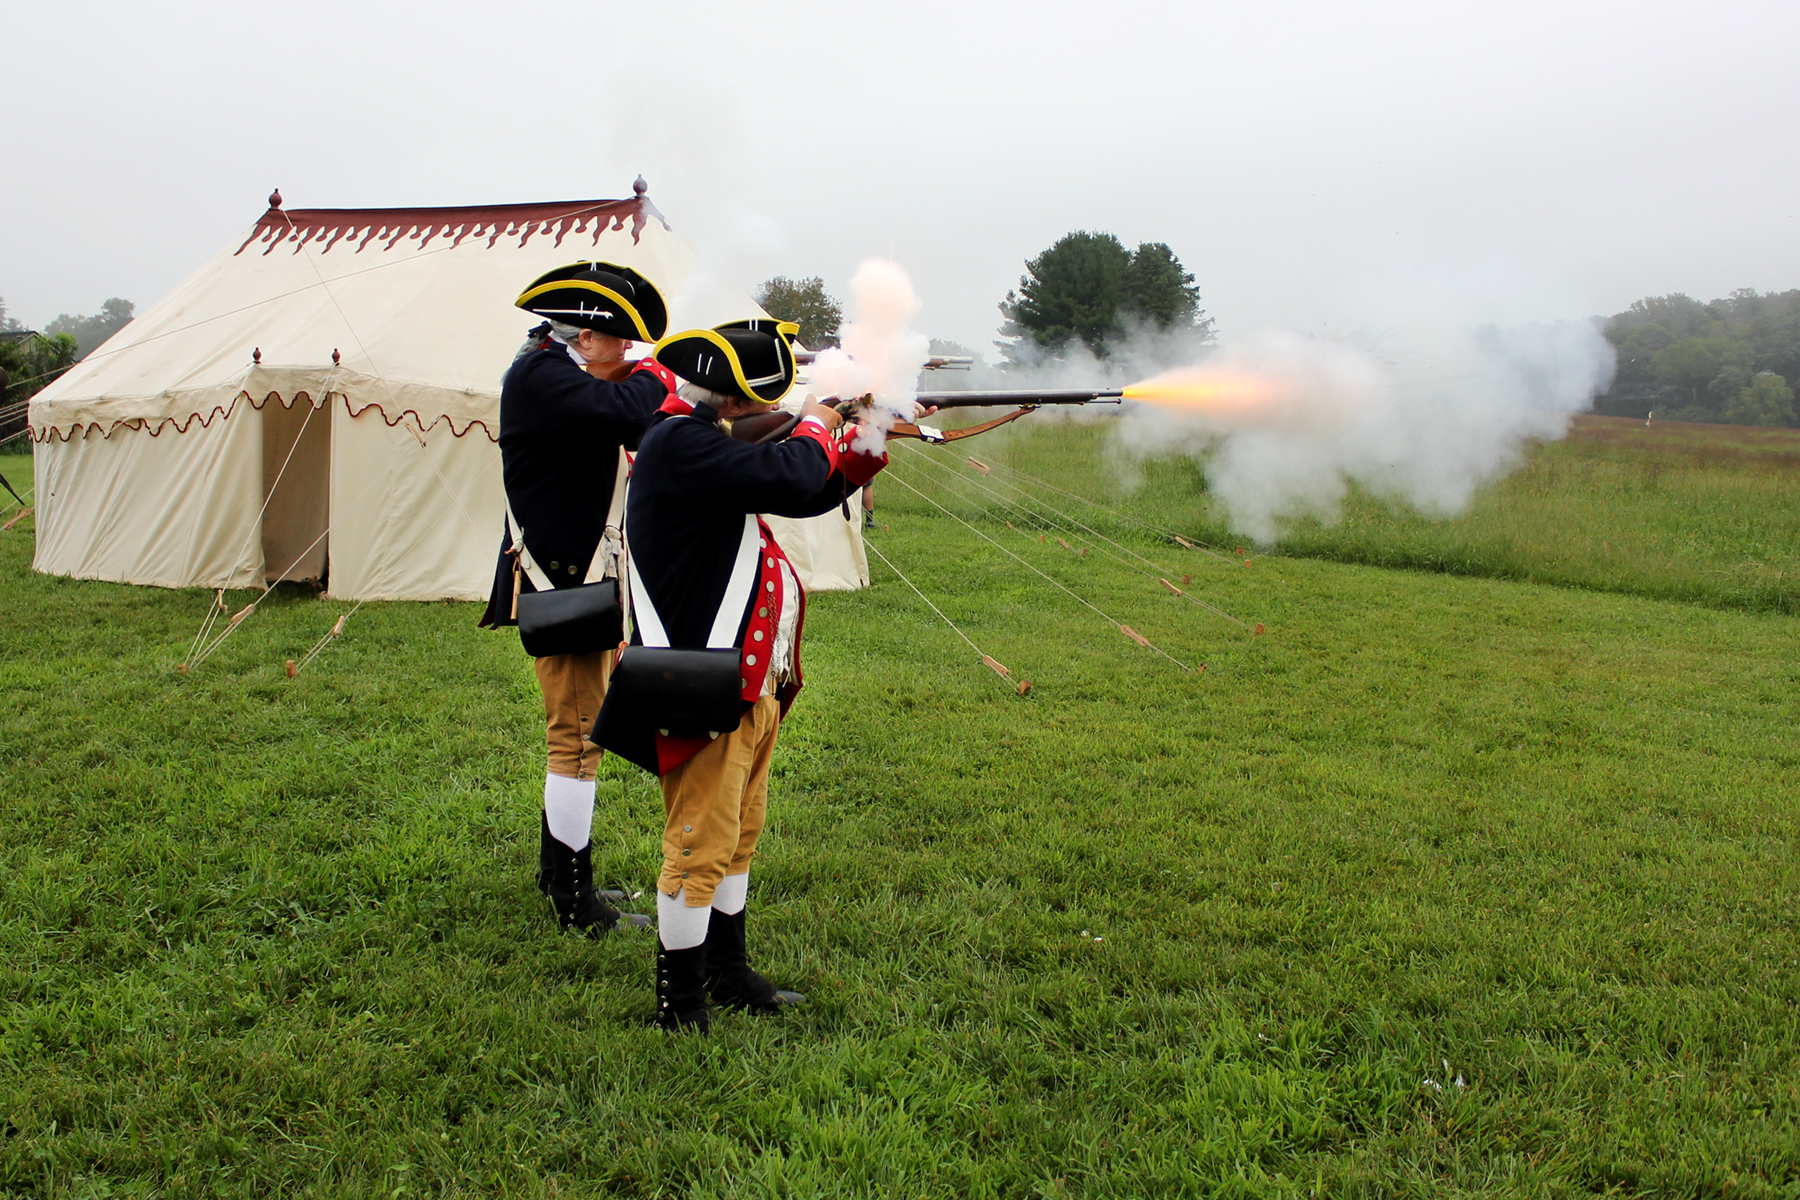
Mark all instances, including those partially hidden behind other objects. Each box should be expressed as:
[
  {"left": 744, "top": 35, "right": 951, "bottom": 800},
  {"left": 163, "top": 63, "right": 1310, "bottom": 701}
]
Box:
[
  {"left": 504, "top": 499, "right": 554, "bottom": 591},
  {"left": 506, "top": 446, "right": 632, "bottom": 590},
  {"left": 625, "top": 514, "right": 759, "bottom": 650}
]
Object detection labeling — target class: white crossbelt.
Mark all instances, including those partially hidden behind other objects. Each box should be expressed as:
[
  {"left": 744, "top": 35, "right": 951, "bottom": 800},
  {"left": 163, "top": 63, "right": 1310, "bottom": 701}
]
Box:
[
  {"left": 625, "top": 514, "right": 760, "bottom": 650},
  {"left": 506, "top": 446, "right": 630, "bottom": 590}
]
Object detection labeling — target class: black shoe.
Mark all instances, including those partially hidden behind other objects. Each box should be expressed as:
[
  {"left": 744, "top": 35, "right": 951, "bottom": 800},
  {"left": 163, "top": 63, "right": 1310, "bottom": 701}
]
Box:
[
  {"left": 704, "top": 908, "right": 806, "bottom": 1013},
  {"left": 656, "top": 942, "right": 713, "bottom": 1032},
  {"left": 538, "top": 812, "right": 626, "bottom": 903},
  {"left": 541, "top": 824, "right": 651, "bottom": 937},
  {"left": 862, "top": 512, "right": 876, "bottom": 530}
]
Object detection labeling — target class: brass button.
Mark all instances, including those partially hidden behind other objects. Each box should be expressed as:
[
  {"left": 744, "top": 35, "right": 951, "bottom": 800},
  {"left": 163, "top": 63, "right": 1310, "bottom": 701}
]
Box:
[
  {"left": 682, "top": 849, "right": 691, "bottom": 857},
  {"left": 757, "top": 608, "right": 768, "bottom": 618},
  {"left": 684, "top": 824, "right": 692, "bottom": 832},
  {"left": 681, "top": 870, "right": 689, "bottom": 878},
  {"left": 567, "top": 565, "right": 577, "bottom": 575},
  {"left": 746, "top": 654, "right": 757, "bottom": 666},
  {"left": 753, "top": 630, "right": 764, "bottom": 642},
  {"left": 549, "top": 561, "right": 560, "bottom": 571}
]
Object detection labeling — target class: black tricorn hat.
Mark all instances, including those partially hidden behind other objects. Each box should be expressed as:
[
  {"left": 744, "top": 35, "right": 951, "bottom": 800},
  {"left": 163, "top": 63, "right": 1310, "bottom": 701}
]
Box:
[
  {"left": 652, "top": 318, "right": 800, "bottom": 403},
  {"left": 514, "top": 262, "right": 668, "bottom": 341}
]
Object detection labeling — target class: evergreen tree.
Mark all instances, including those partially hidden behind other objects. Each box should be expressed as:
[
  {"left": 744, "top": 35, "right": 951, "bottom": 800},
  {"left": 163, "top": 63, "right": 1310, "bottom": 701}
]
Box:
[
  {"left": 1122, "top": 241, "right": 1202, "bottom": 331},
  {"left": 996, "top": 232, "right": 1213, "bottom": 365},
  {"left": 997, "top": 231, "right": 1132, "bottom": 363}
]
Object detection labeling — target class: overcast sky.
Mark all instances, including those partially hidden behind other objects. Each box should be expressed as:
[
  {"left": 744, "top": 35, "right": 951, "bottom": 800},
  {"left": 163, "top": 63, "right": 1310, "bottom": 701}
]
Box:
[{"left": 4, "top": 0, "right": 1797, "bottom": 356}]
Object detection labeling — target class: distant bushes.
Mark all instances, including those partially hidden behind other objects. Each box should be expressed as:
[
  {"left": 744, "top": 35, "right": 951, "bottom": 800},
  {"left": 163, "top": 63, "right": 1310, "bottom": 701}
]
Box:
[{"left": 1595, "top": 289, "right": 1799, "bottom": 426}]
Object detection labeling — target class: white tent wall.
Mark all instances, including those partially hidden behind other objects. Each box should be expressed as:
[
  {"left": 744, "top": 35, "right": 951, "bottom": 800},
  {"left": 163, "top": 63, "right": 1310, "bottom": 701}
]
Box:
[
  {"left": 25, "top": 192, "right": 826, "bottom": 602},
  {"left": 32, "top": 404, "right": 264, "bottom": 589},
  {"left": 326, "top": 407, "right": 501, "bottom": 601}
]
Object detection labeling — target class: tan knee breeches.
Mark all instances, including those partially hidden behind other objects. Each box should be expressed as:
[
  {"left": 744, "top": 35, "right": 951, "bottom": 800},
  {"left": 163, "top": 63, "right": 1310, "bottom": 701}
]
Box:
[
  {"left": 534, "top": 649, "right": 615, "bottom": 780},
  {"left": 657, "top": 695, "right": 782, "bottom": 907}
]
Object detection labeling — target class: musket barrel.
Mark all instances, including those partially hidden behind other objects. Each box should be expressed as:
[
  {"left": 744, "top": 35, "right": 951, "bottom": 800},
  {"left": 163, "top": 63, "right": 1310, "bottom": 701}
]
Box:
[
  {"left": 915, "top": 388, "right": 1125, "bottom": 409},
  {"left": 794, "top": 350, "right": 976, "bottom": 369}
]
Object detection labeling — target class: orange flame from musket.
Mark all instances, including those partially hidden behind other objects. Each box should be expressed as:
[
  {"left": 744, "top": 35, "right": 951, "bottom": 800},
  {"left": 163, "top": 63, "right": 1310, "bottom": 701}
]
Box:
[{"left": 1120, "top": 369, "right": 1283, "bottom": 422}]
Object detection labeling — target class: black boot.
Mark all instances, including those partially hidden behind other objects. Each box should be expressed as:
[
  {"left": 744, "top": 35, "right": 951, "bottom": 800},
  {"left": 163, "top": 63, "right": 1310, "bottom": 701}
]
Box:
[
  {"left": 656, "top": 942, "right": 713, "bottom": 1032},
  {"left": 704, "top": 908, "right": 806, "bottom": 1013},
  {"left": 541, "top": 822, "right": 651, "bottom": 936},
  {"left": 538, "top": 812, "right": 628, "bottom": 905}
]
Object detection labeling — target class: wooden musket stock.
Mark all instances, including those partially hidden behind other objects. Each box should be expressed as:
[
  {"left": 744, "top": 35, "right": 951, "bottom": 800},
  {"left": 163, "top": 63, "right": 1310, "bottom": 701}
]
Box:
[{"left": 728, "top": 388, "right": 1125, "bottom": 446}]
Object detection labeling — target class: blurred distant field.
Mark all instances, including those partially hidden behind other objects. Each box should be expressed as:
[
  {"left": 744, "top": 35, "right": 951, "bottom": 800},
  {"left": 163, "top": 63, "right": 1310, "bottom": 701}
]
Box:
[{"left": 929, "top": 413, "right": 1800, "bottom": 615}]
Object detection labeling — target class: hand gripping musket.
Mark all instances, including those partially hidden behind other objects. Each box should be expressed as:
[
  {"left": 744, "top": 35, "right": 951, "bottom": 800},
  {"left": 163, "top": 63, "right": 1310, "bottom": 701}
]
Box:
[{"left": 729, "top": 387, "right": 1125, "bottom": 446}]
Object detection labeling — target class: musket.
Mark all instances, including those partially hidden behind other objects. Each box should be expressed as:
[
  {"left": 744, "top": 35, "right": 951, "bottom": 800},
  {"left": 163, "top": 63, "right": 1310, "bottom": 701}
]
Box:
[
  {"left": 730, "top": 387, "right": 1123, "bottom": 445},
  {"left": 793, "top": 350, "right": 974, "bottom": 371}
]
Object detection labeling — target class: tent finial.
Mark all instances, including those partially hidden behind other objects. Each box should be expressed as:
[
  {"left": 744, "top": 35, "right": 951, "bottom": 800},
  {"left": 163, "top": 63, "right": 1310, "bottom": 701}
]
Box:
[
  {"left": 332, "top": 348, "right": 341, "bottom": 365},
  {"left": 252, "top": 347, "right": 261, "bottom": 365},
  {"left": 268, "top": 188, "right": 283, "bottom": 210},
  {"left": 633, "top": 175, "right": 647, "bottom": 197}
]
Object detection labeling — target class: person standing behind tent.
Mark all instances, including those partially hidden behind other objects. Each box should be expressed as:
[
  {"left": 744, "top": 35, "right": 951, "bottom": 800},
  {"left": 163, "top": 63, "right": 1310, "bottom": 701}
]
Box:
[
  {"left": 593, "top": 319, "right": 894, "bottom": 1031},
  {"left": 478, "top": 261, "right": 681, "bottom": 937}
]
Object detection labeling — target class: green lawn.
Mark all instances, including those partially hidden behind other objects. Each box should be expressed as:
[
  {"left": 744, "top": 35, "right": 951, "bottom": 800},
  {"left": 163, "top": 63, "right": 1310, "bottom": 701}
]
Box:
[
  {"left": 0, "top": 428, "right": 1797, "bottom": 1197},
  {"left": 942, "top": 413, "right": 1800, "bottom": 615}
]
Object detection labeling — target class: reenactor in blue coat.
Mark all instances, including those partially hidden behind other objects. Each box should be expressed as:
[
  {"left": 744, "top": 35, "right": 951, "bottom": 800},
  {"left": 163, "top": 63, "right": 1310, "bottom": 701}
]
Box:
[
  {"left": 479, "top": 262, "right": 681, "bottom": 936},
  {"left": 594, "top": 319, "right": 892, "bottom": 1030}
]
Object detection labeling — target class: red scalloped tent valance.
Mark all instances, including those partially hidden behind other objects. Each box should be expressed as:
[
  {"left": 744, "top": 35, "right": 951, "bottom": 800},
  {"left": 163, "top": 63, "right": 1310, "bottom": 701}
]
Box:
[
  {"left": 32, "top": 392, "right": 497, "bottom": 444},
  {"left": 235, "top": 195, "right": 670, "bottom": 257}
]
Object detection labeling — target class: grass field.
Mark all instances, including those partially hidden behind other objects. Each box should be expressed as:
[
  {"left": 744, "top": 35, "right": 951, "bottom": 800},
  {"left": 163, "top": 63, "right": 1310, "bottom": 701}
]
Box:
[
  {"left": 954, "top": 414, "right": 1800, "bottom": 615},
  {"left": 1, "top": 422, "right": 1798, "bottom": 1198}
]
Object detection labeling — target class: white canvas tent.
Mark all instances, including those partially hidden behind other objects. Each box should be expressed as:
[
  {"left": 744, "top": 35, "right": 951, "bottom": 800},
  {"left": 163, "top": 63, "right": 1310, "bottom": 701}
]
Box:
[{"left": 28, "top": 189, "right": 869, "bottom": 600}]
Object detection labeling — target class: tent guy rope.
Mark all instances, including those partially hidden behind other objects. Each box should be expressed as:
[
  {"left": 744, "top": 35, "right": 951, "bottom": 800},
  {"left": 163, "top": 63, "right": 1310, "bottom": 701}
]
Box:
[
  {"left": 894, "top": 444, "right": 1259, "bottom": 635},
  {"left": 878, "top": 465, "right": 1202, "bottom": 674},
  {"left": 862, "top": 537, "right": 1023, "bottom": 690}
]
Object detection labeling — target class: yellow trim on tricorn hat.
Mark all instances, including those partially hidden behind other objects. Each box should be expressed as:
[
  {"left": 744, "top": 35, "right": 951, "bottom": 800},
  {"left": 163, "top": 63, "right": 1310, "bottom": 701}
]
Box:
[
  {"left": 515, "top": 262, "right": 668, "bottom": 342},
  {"left": 652, "top": 319, "right": 800, "bottom": 403}
]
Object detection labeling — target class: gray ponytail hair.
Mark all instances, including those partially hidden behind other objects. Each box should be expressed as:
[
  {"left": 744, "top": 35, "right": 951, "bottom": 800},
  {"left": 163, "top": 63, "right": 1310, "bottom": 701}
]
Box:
[{"left": 678, "top": 382, "right": 738, "bottom": 410}]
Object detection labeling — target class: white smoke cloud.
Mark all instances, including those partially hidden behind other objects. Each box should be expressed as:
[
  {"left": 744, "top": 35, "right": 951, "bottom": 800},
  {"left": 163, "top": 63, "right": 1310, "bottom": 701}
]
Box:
[
  {"left": 1112, "top": 320, "right": 1617, "bottom": 541},
  {"left": 807, "top": 259, "right": 931, "bottom": 454}
]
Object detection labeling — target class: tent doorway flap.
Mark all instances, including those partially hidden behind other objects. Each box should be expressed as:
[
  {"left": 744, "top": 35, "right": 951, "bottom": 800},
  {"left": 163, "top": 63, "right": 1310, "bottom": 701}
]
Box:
[{"left": 261, "top": 396, "right": 331, "bottom": 584}]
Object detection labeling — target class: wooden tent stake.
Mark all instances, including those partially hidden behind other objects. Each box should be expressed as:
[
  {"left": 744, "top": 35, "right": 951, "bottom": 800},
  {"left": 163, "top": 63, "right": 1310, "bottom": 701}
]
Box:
[{"left": 1120, "top": 624, "right": 1150, "bottom": 648}]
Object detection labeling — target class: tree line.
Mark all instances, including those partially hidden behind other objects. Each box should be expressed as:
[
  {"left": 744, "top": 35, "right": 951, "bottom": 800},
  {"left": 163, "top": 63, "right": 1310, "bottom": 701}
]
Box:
[
  {"left": 0, "top": 297, "right": 137, "bottom": 447},
  {"left": 1597, "top": 289, "right": 1799, "bottom": 427}
]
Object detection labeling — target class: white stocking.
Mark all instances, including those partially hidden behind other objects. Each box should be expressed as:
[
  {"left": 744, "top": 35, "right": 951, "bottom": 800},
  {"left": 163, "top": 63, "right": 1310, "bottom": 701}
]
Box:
[
  {"left": 657, "top": 888, "right": 712, "bottom": 950},
  {"left": 712, "top": 871, "right": 749, "bottom": 915},
  {"left": 543, "top": 773, "right": 595, "bottom": 850}
]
